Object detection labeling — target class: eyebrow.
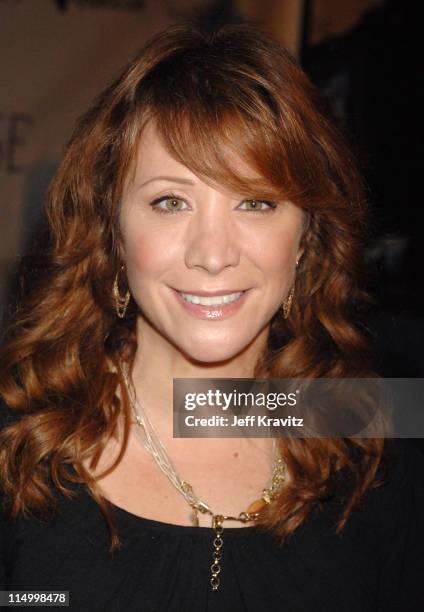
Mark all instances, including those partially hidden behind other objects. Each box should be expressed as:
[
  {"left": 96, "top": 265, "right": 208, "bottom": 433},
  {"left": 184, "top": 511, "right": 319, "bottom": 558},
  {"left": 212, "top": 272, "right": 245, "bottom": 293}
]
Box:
[{"left": 138, "top": 176, "right": 196, "bottom": 189}]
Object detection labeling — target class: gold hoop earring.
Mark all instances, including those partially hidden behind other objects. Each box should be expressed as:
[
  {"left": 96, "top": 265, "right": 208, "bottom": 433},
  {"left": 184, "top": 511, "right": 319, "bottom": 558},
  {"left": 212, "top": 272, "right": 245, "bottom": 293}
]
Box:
[
  {"left": 282, "top": 258, "right": 299, "bottom": 319},
  {"left": 282, "top": 285, "right": 294, "bottom": 319},
  {"left": 113, "top": 266, "right": 130, "bottom": 319}
]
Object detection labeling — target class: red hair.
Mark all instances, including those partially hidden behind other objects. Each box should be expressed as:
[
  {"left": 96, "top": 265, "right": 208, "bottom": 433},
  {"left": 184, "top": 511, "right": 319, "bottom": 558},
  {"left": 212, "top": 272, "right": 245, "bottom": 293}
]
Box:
[{"left": 0, "top": 23, "right": 387, "bottom": 551}]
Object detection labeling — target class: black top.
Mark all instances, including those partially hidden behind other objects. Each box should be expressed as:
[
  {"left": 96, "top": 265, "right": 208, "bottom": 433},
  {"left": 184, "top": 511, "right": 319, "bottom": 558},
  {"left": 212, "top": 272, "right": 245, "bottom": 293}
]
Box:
[{"left": 1, "top": 406, "right": 424, "bottom": 611}]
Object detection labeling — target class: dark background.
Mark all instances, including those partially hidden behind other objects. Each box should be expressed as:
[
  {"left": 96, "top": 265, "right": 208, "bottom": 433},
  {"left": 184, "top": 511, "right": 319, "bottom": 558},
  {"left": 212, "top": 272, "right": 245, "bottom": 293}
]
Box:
[{"left": 303, "top": 0, "right": 424, "bottom": 382}]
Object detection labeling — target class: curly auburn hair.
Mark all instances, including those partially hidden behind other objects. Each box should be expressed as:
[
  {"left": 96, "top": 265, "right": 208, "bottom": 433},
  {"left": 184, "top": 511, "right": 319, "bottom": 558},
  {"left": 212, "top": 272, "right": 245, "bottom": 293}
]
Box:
[{"left": 0, "top": 23, "right": 387, "bottom": 552}]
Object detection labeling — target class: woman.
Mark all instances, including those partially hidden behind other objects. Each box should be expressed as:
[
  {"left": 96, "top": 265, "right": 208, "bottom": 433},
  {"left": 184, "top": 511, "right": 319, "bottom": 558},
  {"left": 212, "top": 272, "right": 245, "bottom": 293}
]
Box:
[{"left": 0, "top": 23, "right": 423, "bottom": 611}]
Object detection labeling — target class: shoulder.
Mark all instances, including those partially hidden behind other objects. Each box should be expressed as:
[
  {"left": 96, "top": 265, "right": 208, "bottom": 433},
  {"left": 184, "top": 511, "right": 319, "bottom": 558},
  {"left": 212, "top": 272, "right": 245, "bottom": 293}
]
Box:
[
  {"left": 367, "top": 440, "right": 424, "bottom": 609},
  {"left": 321, "top": 440, "right": 424, "bottom": 608}
]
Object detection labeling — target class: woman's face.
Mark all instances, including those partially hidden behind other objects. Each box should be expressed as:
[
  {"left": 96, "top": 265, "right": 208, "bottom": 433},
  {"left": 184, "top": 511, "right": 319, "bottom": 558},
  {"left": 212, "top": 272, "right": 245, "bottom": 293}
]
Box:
[{"left": 120, "top": 122, "right": 305, "bottom": 363}]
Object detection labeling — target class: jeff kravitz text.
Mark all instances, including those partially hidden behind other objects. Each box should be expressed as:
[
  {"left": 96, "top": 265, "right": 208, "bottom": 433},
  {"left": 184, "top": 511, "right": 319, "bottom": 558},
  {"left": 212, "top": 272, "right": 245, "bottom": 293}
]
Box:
[{"left": 185, "top": 415, "right": 304, "bottom": 427}]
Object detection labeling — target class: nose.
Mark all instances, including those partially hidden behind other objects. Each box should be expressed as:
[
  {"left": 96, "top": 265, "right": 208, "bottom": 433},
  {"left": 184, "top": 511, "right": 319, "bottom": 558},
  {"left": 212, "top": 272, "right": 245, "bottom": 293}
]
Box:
[{"left": 184, "top": 200, "right": 240, "bottom": 275}]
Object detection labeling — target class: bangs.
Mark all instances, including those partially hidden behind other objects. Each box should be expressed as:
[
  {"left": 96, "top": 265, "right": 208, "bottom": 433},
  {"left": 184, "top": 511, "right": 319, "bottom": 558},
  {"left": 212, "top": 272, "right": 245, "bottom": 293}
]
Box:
[{"left": 132, "top": 48, "right": 300, "bottom": 203}]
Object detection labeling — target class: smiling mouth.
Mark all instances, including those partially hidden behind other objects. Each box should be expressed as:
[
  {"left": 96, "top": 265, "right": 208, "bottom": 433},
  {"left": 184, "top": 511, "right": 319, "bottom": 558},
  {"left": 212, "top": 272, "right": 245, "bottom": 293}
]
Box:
[{"left": 178, "top": 291, "right": 245, "bottom": 306}]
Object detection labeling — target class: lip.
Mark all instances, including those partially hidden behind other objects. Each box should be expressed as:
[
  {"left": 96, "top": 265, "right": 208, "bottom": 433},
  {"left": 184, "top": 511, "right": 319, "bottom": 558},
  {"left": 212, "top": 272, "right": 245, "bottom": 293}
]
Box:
[
  {"left": 172, "top": 288, "right": 250, "bottom": 320},
  {"left": 175, "top": 288, "right": 246, "bottom": 297}
]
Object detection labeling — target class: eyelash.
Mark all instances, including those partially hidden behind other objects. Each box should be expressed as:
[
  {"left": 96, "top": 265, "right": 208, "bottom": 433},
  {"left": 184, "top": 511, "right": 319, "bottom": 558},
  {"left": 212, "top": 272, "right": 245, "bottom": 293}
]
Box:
[{"left": 149, "top": 193, "right": 278, "bottom": 215}]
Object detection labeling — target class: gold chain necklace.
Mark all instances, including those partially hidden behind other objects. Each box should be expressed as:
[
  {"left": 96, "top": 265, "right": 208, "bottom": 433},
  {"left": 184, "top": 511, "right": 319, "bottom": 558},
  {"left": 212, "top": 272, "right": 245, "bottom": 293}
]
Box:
[{"left": 122, "top": 365, "right": 287, "bottom": 590}]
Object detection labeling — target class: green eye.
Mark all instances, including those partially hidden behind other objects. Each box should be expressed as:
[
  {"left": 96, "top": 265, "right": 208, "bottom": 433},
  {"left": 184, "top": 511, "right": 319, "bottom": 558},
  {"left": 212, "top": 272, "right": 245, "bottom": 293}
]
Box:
[
  {"left": 164, "top": 197, "right": 185, "bottom": 211},
  {"left": 241, "top": 199, "right": 274, "bottom": 211},
  {"left": 150, "top": 195, "right": 188, "bottom": 214}
]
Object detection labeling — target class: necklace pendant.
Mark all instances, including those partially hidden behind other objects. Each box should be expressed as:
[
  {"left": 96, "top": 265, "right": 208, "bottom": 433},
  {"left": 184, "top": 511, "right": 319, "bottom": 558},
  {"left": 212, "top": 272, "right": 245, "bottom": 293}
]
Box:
[
  {"left": 210, "top": 515, "right": 224, "bottom": 591},
  {"left": 247, "top": 498, "right": 268, "bottom": 514}
]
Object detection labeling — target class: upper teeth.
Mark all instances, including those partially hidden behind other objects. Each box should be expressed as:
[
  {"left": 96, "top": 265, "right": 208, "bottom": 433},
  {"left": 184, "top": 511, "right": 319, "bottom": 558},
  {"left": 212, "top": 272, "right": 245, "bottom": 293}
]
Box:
[{"left": 180, "top": 291, "right": 243, "bottom": 306}]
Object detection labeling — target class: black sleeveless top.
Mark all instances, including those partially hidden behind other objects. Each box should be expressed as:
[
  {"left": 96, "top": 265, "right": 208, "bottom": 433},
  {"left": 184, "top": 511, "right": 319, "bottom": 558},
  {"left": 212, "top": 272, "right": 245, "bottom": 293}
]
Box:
[{"left": 1, "top": 405, "right": 424, "bottom": 611}]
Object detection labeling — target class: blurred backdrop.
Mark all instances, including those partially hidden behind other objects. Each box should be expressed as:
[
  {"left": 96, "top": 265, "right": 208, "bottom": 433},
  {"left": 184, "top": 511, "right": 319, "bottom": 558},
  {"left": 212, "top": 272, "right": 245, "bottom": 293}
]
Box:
[{"left": 0, "top": 0, "right": 423, "bottom": 380}]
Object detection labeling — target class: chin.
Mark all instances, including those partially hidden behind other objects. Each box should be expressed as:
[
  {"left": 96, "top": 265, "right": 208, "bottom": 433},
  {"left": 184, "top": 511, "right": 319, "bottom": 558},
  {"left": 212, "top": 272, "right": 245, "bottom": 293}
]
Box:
[
  {"left": 179, "top": 338, "right": 253, "bottom": 365},
  {"left": 189, "top": 352, "right": 237, "bottom": 365}
]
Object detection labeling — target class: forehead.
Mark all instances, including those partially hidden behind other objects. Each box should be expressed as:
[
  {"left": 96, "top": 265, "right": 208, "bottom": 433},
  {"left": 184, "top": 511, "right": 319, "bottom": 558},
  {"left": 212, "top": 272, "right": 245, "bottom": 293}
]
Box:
[
  {"left": 135, "top": 122, "right": 187, "bottom": 176},
  {"left": 129, "top": 120, "right": 263, "bottom": 190}
]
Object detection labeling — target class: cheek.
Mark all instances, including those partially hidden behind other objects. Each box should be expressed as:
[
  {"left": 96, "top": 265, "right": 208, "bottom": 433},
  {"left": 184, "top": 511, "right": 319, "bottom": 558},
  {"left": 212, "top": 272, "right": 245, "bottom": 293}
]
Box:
[
  {"left": 127, "top": 240, "right": 158, "bottom": 272},
  {"left": 122, "top": 226, "right": 184, "bottom": 300},
  {"left": 123, "top": 228, "right": 168, "bottom": 273},
  {"left": 250, "top": 227, "right": 300, "bottom": 274}
]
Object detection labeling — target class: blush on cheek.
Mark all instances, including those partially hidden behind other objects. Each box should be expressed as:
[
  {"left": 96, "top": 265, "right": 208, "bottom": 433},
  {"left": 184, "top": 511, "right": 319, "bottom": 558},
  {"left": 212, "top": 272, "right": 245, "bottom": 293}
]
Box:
[
  {"left": 267, "top": 249, "right": 295, "bottom": 274},
  {"left": 125, "top": 236, "right": 160, "bottom": 270}
]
